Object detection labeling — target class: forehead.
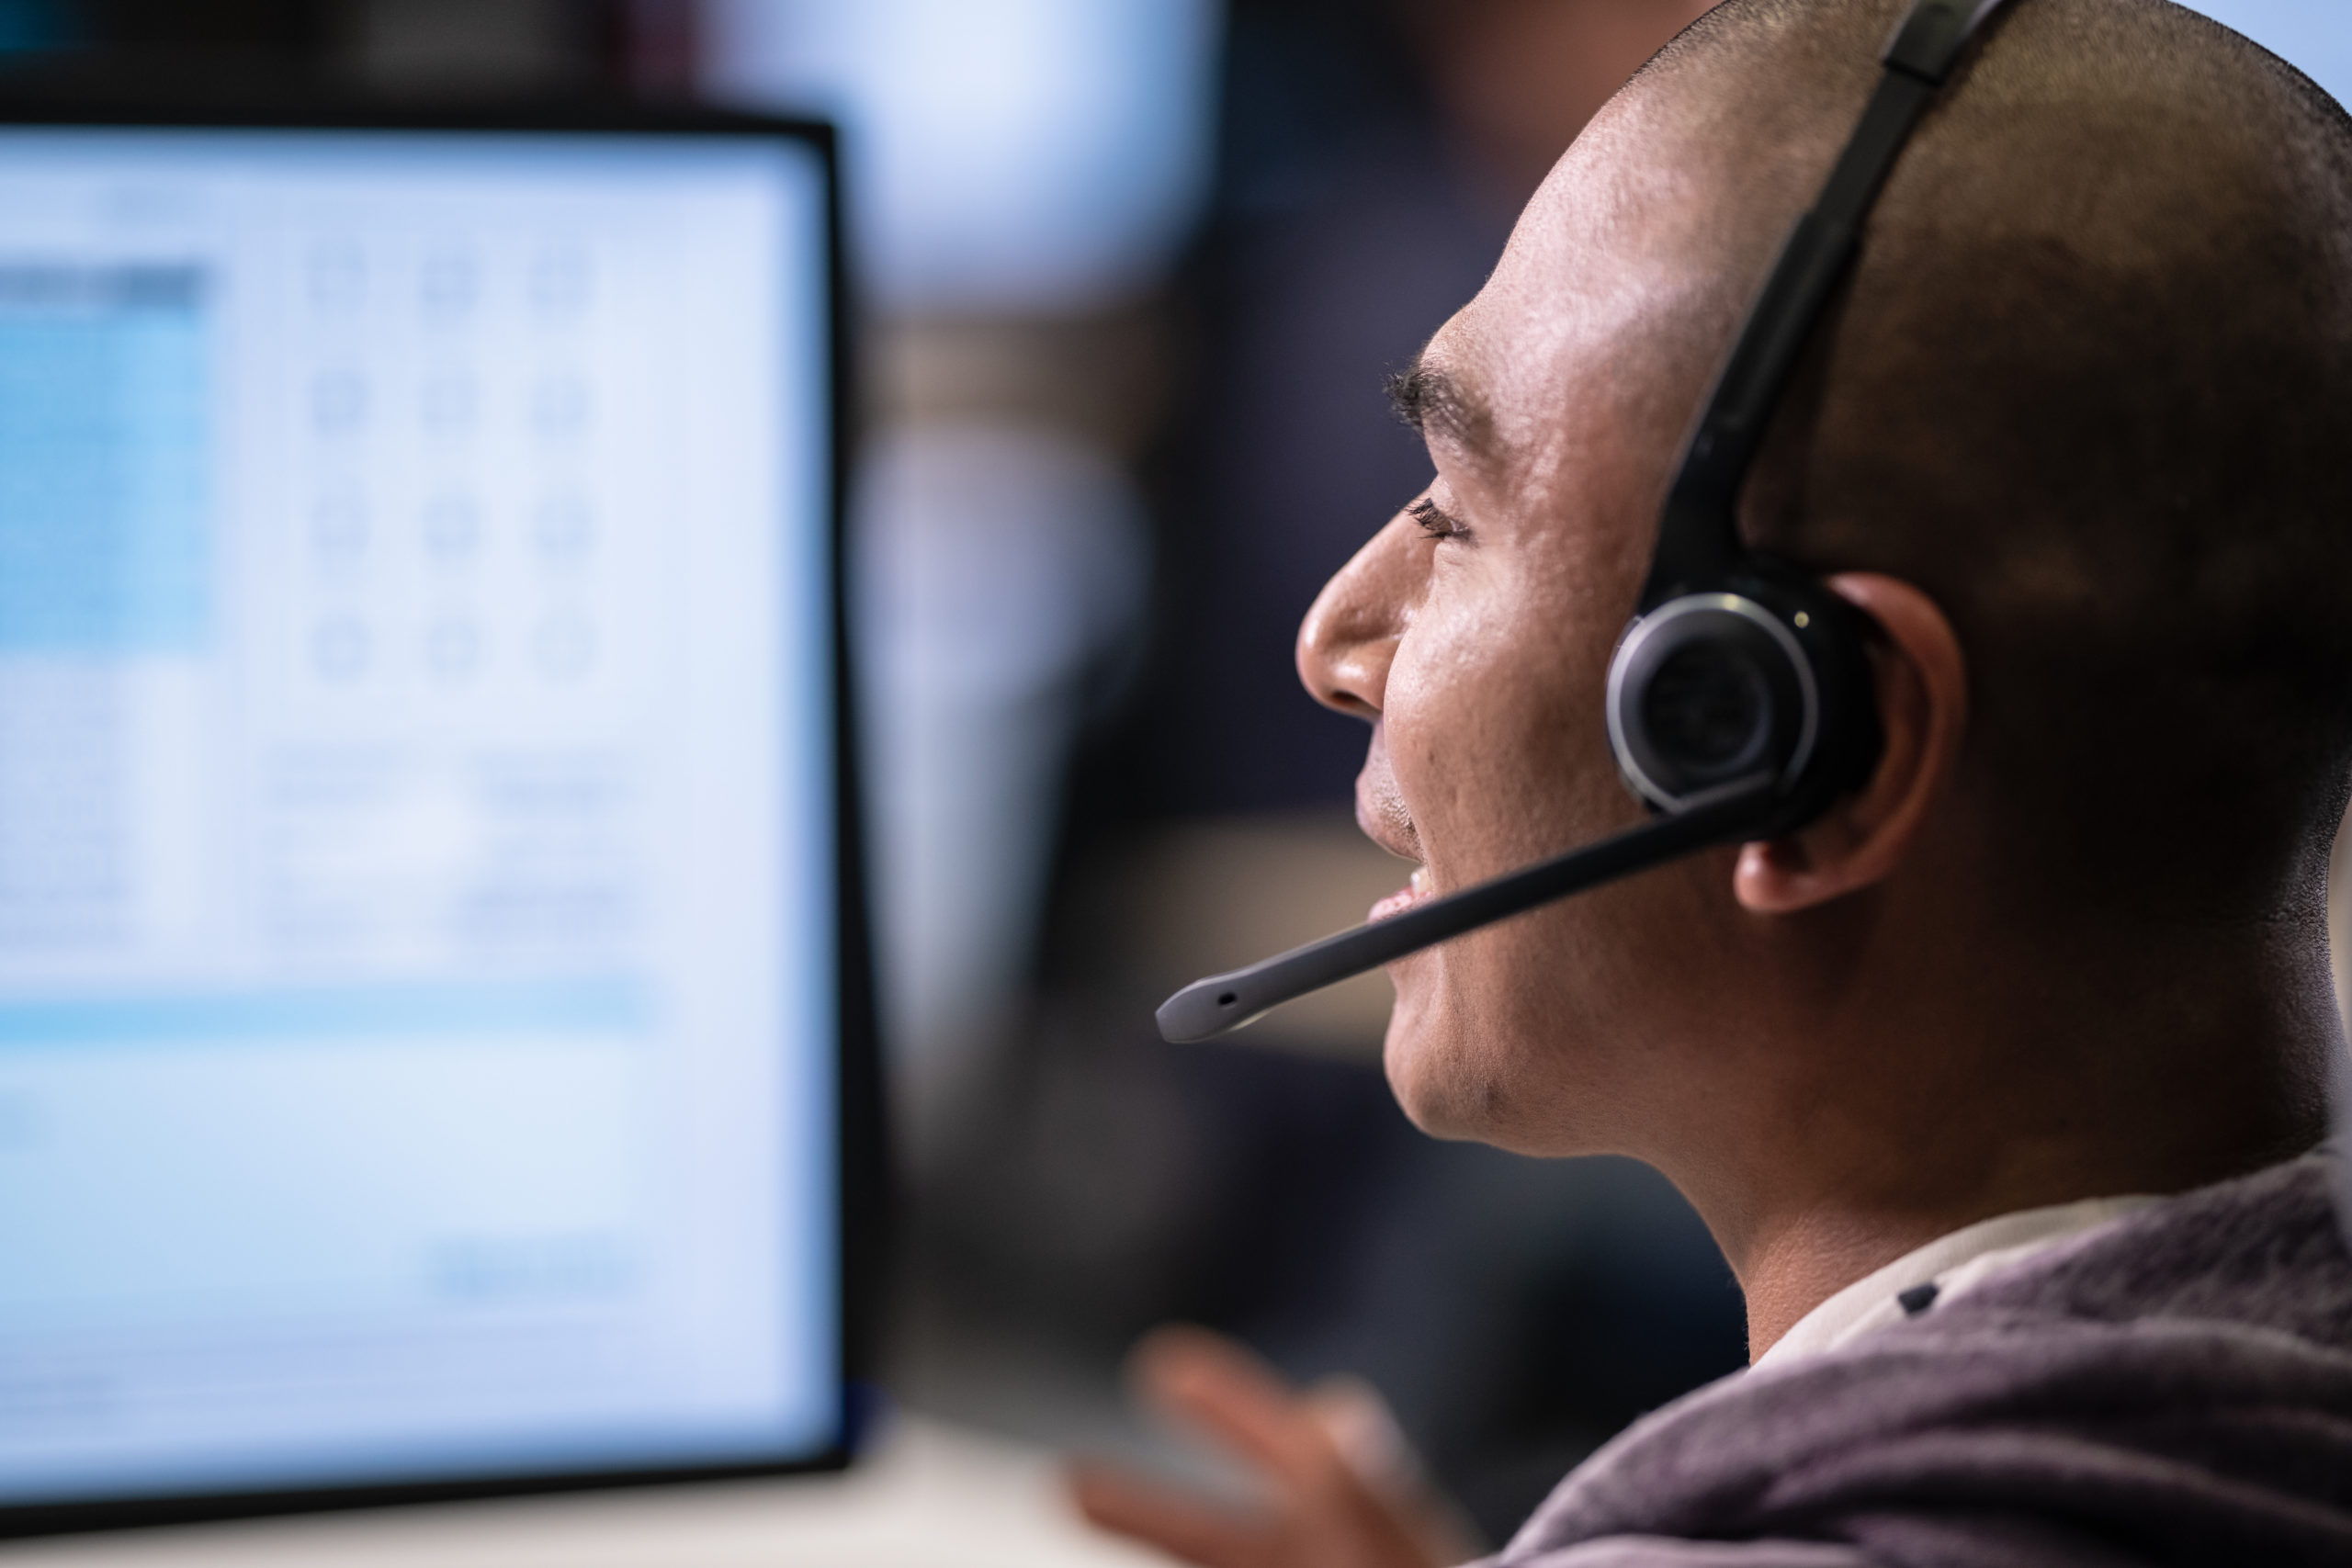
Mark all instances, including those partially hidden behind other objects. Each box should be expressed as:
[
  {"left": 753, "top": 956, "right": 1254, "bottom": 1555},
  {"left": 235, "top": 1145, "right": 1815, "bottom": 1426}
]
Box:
[{"left": 1422, "top": 90, "right": 1735, "bottom": 482}]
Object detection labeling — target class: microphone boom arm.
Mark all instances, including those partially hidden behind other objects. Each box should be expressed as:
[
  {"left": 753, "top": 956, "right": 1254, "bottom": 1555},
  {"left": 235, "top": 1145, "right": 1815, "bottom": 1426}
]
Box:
[{"left": 1155, "top": 773, "right": 1778, "bottom": 1043}]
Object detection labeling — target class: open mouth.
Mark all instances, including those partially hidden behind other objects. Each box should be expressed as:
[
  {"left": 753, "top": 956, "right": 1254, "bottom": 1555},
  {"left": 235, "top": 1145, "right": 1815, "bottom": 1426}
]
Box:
[{"left": 1368, "top": 865, "right": 1433, "bottom": 923}]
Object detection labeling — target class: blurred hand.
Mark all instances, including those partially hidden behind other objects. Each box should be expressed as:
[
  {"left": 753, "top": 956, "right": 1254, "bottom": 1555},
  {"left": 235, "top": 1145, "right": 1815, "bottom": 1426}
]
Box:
[{"left": 1068, "top": 1325, "right": 1484, "bottom": 1568}]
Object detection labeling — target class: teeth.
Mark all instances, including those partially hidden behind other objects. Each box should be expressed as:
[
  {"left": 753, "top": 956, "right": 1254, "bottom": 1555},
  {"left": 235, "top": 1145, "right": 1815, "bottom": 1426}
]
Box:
[{"left": 1410, "top": 866, "right": 1431, "bottom": 897}]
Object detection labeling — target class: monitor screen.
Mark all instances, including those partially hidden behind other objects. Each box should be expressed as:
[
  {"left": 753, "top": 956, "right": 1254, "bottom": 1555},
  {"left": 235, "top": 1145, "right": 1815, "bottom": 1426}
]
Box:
[{"left": 0, "top": 116, "right": 850, "bottom": 1530}]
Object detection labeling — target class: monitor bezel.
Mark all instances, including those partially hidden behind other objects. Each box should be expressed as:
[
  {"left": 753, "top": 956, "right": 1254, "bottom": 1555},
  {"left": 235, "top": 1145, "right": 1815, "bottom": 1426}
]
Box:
[{"left": 0, "top": 91, "right": 883, "bottom": 1543}]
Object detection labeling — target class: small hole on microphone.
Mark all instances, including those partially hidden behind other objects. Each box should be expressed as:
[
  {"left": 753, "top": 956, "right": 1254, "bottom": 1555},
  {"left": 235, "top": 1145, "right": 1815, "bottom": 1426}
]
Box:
[{"left": 1217, "top": 992, "right": 1238, "bottom": 1007}]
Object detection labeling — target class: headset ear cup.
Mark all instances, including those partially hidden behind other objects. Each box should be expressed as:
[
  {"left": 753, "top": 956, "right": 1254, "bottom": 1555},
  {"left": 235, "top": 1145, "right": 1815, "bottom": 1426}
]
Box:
[
  {"left": 1770, "top": 582, "right": 1885, "bottom": 831},
  {"left": 1610, "top": 596, "right": 1811, "bottom": 807},
  {"left": 1608, "top": 577, "right": 1879, "bottom": 825}
]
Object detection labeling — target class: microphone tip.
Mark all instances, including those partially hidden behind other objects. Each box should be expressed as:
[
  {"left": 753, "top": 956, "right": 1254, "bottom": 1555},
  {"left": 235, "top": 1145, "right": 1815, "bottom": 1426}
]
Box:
[{"left": 1156, "top": 979, "right": 1253, "bottom": 1043}]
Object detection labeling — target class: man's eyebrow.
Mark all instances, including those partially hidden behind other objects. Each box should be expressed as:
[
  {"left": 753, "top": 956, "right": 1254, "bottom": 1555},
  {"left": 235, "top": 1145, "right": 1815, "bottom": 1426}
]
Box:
[{"left": 1385, "top": 355, "right": 1494, "bottom": 458}]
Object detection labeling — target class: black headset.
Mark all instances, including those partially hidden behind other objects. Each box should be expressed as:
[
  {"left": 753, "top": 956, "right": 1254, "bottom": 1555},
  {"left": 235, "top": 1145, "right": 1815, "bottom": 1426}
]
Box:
[{"left": 1159, "top": 0, "right": 2012, "bottom": 1043}]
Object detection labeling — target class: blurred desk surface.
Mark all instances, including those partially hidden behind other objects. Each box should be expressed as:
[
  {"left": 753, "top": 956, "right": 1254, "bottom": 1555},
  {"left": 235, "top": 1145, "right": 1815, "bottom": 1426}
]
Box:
[{"left": 0, "top": 1417, "right": 1166, "bottom": 1568}]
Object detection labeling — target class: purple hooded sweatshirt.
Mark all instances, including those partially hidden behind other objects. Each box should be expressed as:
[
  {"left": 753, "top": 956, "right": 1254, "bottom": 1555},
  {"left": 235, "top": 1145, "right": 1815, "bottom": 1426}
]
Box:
[{"left": 1492, "top": 1152, "right": 2352, "bottom": 1568}]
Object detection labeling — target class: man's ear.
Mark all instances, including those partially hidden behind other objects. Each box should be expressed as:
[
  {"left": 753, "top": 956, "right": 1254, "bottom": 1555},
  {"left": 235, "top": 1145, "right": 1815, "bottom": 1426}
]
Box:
[{"left": 1733, "top": 572, "right": 1967, "bottom": 914}]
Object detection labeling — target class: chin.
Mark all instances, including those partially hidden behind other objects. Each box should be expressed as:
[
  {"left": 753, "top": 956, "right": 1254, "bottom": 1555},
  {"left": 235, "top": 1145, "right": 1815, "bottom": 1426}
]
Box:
[
  {"left": 1380, "top": 975, "right": 1508, "bottom": 1144},
  {"left": 1380, "top": 960, "right": 1606, "bottom": 1156}
]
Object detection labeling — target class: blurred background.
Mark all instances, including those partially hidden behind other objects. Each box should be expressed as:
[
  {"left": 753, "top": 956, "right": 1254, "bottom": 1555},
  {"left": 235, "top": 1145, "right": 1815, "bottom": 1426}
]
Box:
[{"left": 1, "top": 0, "right": 2345, "bottom": 1551}]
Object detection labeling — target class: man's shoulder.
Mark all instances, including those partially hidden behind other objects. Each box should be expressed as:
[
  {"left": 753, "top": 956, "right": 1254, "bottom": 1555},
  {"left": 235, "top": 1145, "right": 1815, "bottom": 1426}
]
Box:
[
  {"left": 1953, "top": 1148, "right": 2352, "bottom": 1343},
  {"left": 1499, "top": 1153, "right": 2352, "bottom": 1568}
]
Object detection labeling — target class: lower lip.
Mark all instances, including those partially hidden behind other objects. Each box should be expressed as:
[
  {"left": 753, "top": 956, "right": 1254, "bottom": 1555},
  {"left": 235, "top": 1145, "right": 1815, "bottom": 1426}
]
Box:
[{"left": 1368, "top": 869, "right": 1431, "bottom": 923}]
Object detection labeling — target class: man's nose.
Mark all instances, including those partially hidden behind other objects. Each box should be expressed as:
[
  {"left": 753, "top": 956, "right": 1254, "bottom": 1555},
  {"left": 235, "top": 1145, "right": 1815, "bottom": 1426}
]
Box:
[{"left": 1295, "top": 506, "right": 1420, "bottom": 721}]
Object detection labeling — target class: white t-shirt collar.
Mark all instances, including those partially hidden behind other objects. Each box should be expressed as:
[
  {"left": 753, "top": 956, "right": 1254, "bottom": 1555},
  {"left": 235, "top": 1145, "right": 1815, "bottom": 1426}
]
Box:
[{"left": 1751, "top": 1191, "right": 2160, "bottom": 1369}]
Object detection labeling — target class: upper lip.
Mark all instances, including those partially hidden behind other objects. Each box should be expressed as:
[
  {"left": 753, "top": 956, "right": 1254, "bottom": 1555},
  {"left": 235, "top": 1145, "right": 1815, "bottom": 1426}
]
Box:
[{"left": 1353, "top": 723, "right": 1424, "bottom": 866}]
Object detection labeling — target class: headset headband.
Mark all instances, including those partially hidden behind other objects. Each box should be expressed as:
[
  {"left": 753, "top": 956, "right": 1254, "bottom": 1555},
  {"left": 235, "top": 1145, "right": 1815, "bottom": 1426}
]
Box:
[{"left": 1648, "top": 0, "right": 2012, "bottom": 601}]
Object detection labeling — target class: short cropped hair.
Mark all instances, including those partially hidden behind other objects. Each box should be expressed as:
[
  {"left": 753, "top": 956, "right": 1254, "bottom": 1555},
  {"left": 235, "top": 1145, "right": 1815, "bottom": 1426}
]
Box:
[{"left": 1634, "top": 0, "right": 2352, "bottom": 925}]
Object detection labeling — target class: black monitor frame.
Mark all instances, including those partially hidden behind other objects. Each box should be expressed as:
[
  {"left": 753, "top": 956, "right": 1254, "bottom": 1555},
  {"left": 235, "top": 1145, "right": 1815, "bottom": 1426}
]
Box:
[{"left": 0, "top": 86, "right": 885, "bottom": 1543}]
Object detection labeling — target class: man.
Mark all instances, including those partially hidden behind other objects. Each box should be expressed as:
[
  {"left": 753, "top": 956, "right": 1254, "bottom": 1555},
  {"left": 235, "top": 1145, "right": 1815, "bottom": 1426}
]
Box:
[{"left": 1069, "top": 0, "right": 2352, "bottom": 1562}]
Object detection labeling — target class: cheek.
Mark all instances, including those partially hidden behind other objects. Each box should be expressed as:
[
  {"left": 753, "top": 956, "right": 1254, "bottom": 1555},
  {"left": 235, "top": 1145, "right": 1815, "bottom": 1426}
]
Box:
[
  {"left": 1381, "top": 570, "right": 1610, "bottom": 885},
  {"left": 1372, "top": 557, "right": 1713, "bottom": 1153}
]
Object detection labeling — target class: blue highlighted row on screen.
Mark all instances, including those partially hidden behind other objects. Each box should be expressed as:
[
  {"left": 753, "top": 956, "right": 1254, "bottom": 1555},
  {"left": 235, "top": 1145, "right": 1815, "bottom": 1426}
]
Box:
[
  {"left": 0, "top": 262, "right": 209, "bottom": 654},
  {"left": 0, "top": 977, "right": 650, "bottom": 1048}
]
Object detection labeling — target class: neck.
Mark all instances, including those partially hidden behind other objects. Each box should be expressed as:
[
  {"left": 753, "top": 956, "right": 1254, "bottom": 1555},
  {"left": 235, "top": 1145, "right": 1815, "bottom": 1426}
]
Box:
[{"left": 1664, "top": 914, "right": 2339, "bottom": 1360}]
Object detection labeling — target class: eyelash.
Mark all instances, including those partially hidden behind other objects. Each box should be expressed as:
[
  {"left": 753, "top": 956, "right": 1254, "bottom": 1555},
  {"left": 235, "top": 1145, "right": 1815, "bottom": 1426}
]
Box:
[{"left": 1409, "top": 497, "right": 1468, "bottom": 540}]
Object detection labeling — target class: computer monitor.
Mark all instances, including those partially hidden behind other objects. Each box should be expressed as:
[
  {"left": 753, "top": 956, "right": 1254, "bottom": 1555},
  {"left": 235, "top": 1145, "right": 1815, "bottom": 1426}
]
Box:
[{"left": 0, "top": 102, "right": 867, "bottom": 1538}]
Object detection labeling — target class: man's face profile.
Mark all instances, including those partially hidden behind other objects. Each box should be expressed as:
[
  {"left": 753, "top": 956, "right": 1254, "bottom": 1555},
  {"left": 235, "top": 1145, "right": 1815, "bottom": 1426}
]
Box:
[
  {"left": 1293, "top": 80, "right": 1826, "bottom": 1157},
  {"left": 1292, "top": 0, "right": 2352, "bottom": 1194}
]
